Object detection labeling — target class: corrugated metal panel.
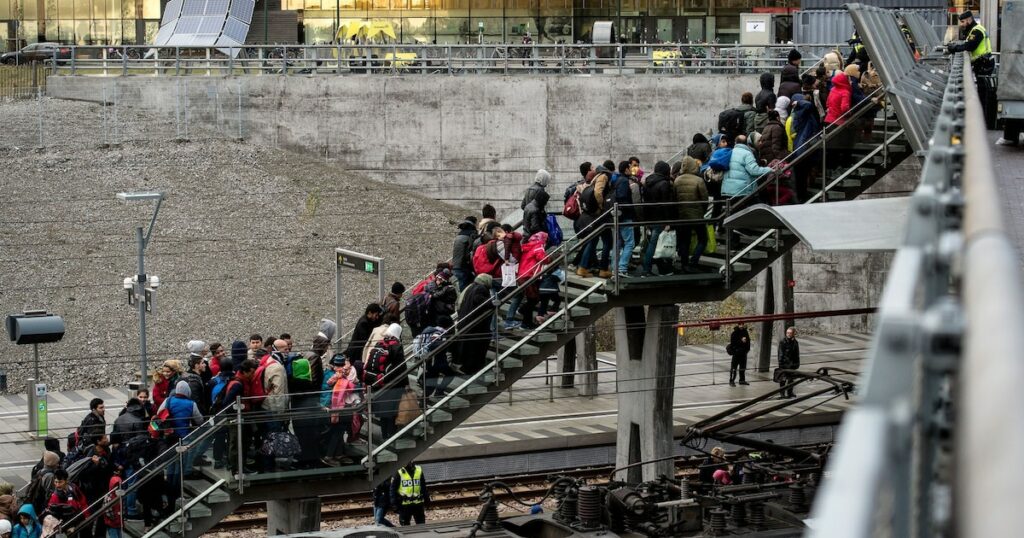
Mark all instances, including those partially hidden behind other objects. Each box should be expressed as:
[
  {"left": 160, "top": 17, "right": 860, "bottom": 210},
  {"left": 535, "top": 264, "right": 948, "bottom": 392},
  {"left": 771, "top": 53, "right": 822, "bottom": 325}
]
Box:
[
  {"left": 794, "top": 8, "right": 946, "bottom": 49},
  {"left": 246, "top": 10, "right": 298, "bottom": 44},
  {"left": 802, "top": 0, "right": 943, "bottom": 9}
]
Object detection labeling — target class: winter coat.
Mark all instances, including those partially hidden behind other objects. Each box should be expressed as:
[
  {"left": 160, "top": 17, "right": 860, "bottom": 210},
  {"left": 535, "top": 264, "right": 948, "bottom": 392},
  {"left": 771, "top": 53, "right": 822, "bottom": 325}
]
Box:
[
  {"left": 722, "top": 144, "right": 774, "bottom": 198},
  {"left": 181, "top": 371, "right": 208, "bottom": 414},
  {"left": 707, "top": 147, "right": 733, "bottom": 171},
  {"left": 778, "top": 64, "right": 802, "bottom": 99},
  {"left": 792, "top": 99, "right": 822, "bottom": 157},
  {"left": 158, "top": 381, "right": 203, "bottom": 438},
  {"left": 778, "top": 337, "right": 800, "bottom": 370},
  {"left": 641, "top": 162, "right": 675, "bottom": 223},
  {"left": 735, "top": 103, "right": 756, "bottom": 137},
  {"left": 521, "top": 171, "right": 550, "bottom": 209},
  {"left": 687, "top": 139, "right": 713, "bottom": 164},
  {"left": 110, "top": 400, "right": 149, "bottom": 445},
  {"left": 824, "top": 73, "right": 852, "bottom": 125},
  {"left": 77, "top": 411, "right": 106, "bottom": 448},
  {"left": 13, "top": 503, "right": 41, "bottom": 538},
  {"left": 729, "top": 327, "right": 751, "bottom": 356},
  {"left": 522, "top": 190, "right": 550, "bottom": 238},
  {"left": 451, "top": 221, "right": 478, "bottom": 271},
  {"left": 849, "top": 75, "right": 865, "bottom": 107},
  {"left": 104, "top": 475, "right": 122, "bottom": 528},
  {"left": 362, "top": 324, "right": 390, "bottom": 364},
  {"left": 754, "top": 73, "right": 776, "bottom": 130},
  {"left": 757, "top": 119, "right": 789, "bottom": 164},
  {"left": 611, "top": 173, "right": 638, "bottom": 220},
  {"left": 672, "top": 157, "right": 709, "bottom": 221},
  {"left": 517, "top": 233, "right": 549, "bottom": 283},
  {"left": 344, "top": 315, "right": 377, "bottom": 363},
  {"left": 262, "top": 354, "right": 288, "bottom": 412},
  {"left": 454, "top": 274, "right": 495, "bottom": 375},
  {"left": 151, "top": 377, "right": 172, "bottom": 409}
]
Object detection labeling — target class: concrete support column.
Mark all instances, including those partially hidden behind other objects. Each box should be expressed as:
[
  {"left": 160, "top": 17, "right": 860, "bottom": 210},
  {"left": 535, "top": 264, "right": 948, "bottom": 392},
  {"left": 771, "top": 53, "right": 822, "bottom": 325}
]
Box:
[
  {"left": 756, "top": 266, "right": 775, "bottom": 373},
  {"left": 267, "top": 497, "right": 322, "bottom": 535},
  {"left": 575, "top": 325, "right": 598, "bottom": 396},
  {"left": 756, "top": 253, "right": 794, "bottom": 372},
  {"left": 558, "top": 337, "right": 576, "bottom": 388},
  {"left": 614, "top": 305, "right": 678, "bottom": 482}
]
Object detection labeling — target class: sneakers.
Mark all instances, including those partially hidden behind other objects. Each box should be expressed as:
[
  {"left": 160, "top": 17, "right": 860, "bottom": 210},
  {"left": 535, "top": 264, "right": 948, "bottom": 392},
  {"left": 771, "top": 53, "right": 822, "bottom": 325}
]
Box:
[
  {"left": 502, "top": 321, "right": 522, "bottom": 331},
  {"left": 738, "top": 380, "right": 749, "bottom": 385}
]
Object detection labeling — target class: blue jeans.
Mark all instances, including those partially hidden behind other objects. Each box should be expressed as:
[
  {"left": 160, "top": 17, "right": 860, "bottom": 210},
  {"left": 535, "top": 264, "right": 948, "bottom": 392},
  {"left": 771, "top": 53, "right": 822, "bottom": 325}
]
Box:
[
  {"left": 616, "top": 219, "right": 635, "bottom": 273},
  {"left": 123, "top": 467, "right": 139, "bottom": 517},
  {"left": 452, "top": 268, "right": 473, "bottom": 291},
  {"left": 642, "top": 226, "right": 665, "bottom": 272},
  {"left": 107, "top": 528, "right": 123, "bottom": 538},
  {"left": 580, "top": 229, "right": 612, "bottom": 271},
  {"left": 375, "top": 505, "right": 395, "bottom": 527}
]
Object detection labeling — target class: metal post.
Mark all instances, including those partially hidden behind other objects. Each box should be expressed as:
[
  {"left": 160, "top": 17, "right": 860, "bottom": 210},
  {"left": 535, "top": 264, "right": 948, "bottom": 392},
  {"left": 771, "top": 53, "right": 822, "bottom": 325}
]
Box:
[
  {"left": 724, "top": 201, "right": 733, "bottom": 289},
  {"left": 366, "top": 389, "right": 374, "bottom": 481},
  {"left": 135, "top": 226, "right": 149, "bottom": 381},
  {"left": 335, "top": 259, "right": 342, "bottom": 355},
  {"left": 102, "top": 85, "right": 108, "bottom": 146},
  {"left": 27, "top": 377, "right": 37, "bottom": 435},
  {"left": 36, "top": 86, "right": 43, "bottom": 148},
  {"left": 178, "top": 439, "right": 186, "bottom": 537},
  {"left": 612, "top": 203, "right": 620, "bottom": 294},
  {"left": 422, "top": 357, "right": 428, "bottom": 439},
  {"left": 821, "top": 127, "right": 827, "bottom": 202},
  {"left": 378, "top": 259, "right": 385, "bottom": 302},
  {"left": 237, "top": 80, "right": 243, "bottom": 139},
  {"left": 235, "top": 397, "right": 244, "bottom": 493},
  {"left": 33, "top": 344, "right": 40, "bottom": 386},
  {"left": 548, "top": 358, "right": 553, "bottom": 403},
  {"left": 175, "top": 79, "right": 181, "bottom": 140}
]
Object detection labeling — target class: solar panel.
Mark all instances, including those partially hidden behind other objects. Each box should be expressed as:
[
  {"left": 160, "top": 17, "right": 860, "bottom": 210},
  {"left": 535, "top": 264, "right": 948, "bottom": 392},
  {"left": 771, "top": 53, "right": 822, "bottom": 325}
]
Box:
[
  {"left": 228, "top": 0, "right": 254, "bottom": 25},
  {"left": 198, "top": 16, "right": 224, "bottom": 34},
  {"left": 151, "top": 0, "right": 256, "bottom": 49},
  {"left": 182, "top": 0, "right": 206, "bottom": 16},
  {"left": 205, "top": 0, "right": 229, "bottom": 15},
  {"left": 223, "top": 17, "right": 249, "bottom": 43}
]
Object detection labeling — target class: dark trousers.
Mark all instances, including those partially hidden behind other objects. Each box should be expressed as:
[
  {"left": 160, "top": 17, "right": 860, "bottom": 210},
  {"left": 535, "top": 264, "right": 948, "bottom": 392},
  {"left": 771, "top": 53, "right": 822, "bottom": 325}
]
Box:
[
  {"left": 675, "top": 223, "right": 708, "bottom": 267},
  {"left": 324, "top": 413, "right": 352, "bottom": 459},
  {"left": 399, "top": 503, "right": 426, "bottom": 525},
  {"left": 729, "top": 353, "right": 747, "bottom": 383}
]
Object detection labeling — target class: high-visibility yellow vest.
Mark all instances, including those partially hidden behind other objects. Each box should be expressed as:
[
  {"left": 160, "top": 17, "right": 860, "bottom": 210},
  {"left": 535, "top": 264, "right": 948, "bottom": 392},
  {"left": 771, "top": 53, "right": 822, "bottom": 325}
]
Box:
[
  {"left": 851, "top": 33, "right": 865, "bottom": 54},
  {"left": 968, "top": 24, "right": 992, "bottom": 61},
  {"left": 397, "top": 466, "right": 423, "bottom": 505}
]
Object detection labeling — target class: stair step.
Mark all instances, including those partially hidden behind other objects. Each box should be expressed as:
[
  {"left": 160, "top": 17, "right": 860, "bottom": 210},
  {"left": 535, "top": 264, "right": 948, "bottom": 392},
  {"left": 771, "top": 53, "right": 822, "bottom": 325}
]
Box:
[
  {"left": 569, "top": 306, "right": 591, "bottom": 318},
  {"left": 168, "top": 519, "right": 193, "bottom": 533},
  {"left": 500, "top": 357, "right": 524, "bottom": 369},
  {"left": 496, "top": 339, "right": 540, "bottom": 356},
  {"left": 449, "top": 377, "right": 489, "bottom": 394},
  {"left": 428, "top": 408, "right": 453, "bottom": 423},
  {"left": 806, "top": 188, "right": 847, "bottom": 200},
  {"left": 183, "top": 479, "right": 231, "bottom": 503},
  {"left": 413, "top": 423, "right": 434, "bottom": 436},
  {"left": 364, "top": 449, "right": 397, "bottom": 466},
  {"left": 531, "top": 331, "right": 558, "bottom": 343},
  {"left": 395, "top": 437, "right": 418, "bottom": 450},
  {"left": 698, "top": 256, "right": 751, "bottom": 272},
  {"left": 123, "top": 519, "right": 145, "bottom": 537}
]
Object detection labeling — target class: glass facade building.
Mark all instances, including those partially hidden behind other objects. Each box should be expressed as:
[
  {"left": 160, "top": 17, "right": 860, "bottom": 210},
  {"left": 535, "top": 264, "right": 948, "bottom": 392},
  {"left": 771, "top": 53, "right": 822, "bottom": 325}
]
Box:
[{"left": 0, "top": 0, "right": 798, "bottom": 51}]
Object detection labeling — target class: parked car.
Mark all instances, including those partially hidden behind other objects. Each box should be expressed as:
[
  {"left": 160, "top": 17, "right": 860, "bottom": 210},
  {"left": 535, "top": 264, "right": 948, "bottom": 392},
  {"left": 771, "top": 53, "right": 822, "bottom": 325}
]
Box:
[{"left": 1, "top": 43, "right": 72, "bottom": 65}]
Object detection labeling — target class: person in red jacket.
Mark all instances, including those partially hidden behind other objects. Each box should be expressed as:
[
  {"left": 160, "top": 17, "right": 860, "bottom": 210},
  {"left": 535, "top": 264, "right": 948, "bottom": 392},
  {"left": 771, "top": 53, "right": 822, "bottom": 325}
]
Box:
[
  {"left": 515, "top": 232, "right": 550, "bottom": 329},
  {"left": 47, "top": 469, "right": 89, "bottom": 523},
  {"left": 824, "top": 71, "right": 852, "bottom": 126},
  {"left": 104, "top": 468, "right": 124, "bottom": 537}
]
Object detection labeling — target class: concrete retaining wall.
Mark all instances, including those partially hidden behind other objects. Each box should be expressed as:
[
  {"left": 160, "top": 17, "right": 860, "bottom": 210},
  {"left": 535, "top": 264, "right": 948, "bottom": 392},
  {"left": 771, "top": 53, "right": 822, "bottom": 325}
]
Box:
[{"left": 46, "top": 74, "right": 759, "bottom": 208}]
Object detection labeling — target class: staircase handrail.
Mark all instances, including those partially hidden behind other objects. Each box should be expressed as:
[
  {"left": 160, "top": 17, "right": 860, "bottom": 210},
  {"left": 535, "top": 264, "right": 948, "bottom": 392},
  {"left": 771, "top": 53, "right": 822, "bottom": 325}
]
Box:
[
  {"left": 141, "top": 478, "right": 228, "bottom": 538},
  {"left": 57, "top": 403, "right": 237, "bottom": 536}
]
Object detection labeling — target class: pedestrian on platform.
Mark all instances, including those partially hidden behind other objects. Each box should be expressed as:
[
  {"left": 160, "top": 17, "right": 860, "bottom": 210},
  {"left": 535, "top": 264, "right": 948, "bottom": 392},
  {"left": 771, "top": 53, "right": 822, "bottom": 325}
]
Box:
[
  {"left": 77, "top": 399, "right": 106, "bottom": 449},
  {"left": 223, "top": 360, "right": 256, "bottom": 476},
  {"left": 391, "top": 461, "right": 430, "bottom": 525},
  {"left": 453, "top": 273, "right": 495, "bottom": 375},
  {"left": 373, "top": 476, "right": 395, "bottom": 527},
  {"left": 185, "top": 339, "right": 210, "bottom": 384},
  {"left": 320, "top": 355, "right": 357, "bottom": 467},
  {"left": 728, "top": 322, "right": 751, "bottom": 386},
  {"left": 777, "top": 327, "right": 801, "bottom": 398}
]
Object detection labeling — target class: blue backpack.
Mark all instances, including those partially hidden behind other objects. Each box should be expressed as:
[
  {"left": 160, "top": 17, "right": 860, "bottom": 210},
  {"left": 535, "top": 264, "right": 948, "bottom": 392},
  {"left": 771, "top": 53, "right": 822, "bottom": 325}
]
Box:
[
  {"left": 209, "top": 375, "right": 230, "bottom": 408},
  {"left": 545, "top": 215, "right": 563, "bottom": 247}
]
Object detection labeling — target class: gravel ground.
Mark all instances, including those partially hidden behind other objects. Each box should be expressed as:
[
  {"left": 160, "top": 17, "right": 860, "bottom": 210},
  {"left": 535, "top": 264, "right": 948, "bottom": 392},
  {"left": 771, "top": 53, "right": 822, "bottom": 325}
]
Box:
[{"left": 0, "top": 97, "right": 465, "bottom": 393}]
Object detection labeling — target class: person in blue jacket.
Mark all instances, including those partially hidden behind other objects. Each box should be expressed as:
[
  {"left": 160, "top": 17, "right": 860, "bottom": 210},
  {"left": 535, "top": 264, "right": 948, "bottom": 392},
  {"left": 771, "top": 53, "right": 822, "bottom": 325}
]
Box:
[
  {"left": 12, "top": 504, "right": 41, "bottom": 538},
  {"left": 721, "top": 135, "right": 775, "bottom": 200}
]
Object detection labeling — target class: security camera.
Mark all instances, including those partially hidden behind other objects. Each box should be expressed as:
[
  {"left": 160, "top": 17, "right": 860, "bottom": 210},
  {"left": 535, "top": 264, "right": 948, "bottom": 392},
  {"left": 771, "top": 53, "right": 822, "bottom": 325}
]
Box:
[
  {"left": 149, "top": 275, "right": 160, "bottom": 289},
  {"left": 123, "top": 277, "right": 134, "bottom": 290}
]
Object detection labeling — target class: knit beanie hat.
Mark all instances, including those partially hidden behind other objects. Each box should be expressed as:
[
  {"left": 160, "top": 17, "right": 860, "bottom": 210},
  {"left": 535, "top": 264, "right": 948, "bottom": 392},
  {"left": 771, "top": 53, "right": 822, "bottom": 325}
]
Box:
[
  {"left": 43, "top": 450, "right": 59, "bottom": 468},
  {"left": 318, "top": 318, "right": 337, "bottom": 342},
  {"left": 186, "top": 339, "right": 206, "bottom": 356},
  {"left": 230, "top": 340, "right": 247, "bottom": 366},
  {"left": 787, "top": 48, "right": 802, "bottom": 63}
]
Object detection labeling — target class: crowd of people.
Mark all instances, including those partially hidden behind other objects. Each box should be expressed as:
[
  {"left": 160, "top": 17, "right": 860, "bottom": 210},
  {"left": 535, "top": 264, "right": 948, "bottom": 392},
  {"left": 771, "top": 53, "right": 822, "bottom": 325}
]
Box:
[{"left": 0, "top": 46, "right": 884, "bottom": 538}]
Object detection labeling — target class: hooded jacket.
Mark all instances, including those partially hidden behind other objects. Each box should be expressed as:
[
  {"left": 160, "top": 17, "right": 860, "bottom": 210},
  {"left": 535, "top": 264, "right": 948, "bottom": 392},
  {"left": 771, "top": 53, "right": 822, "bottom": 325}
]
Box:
[
  {"left": 686, "top": 133, "right": 713, "bottom": 163},
  {"left": 181, "top": 368, "right": 208, "bottom": 414},
  {"left": 111, "top": 398, "right": 149, "bottom": 445},
  {"left": 261, "top": 353, "right": 288, "bottom": 412},
  {"left": 13, "top": 504, "right": 41, "bottom": 538},
  {"left": 522, "top": 190, "right": 550, "bottom": 238},
  {"left": 452, "top": 219, "right": 478, "bottom": 271},
  {"left": 774, "top": 96, "right": 791, "bottom": 122},
  {"left": 825, "top": 72, "right": 852, "bottom": 125},
  {"left": 791, "top": 97, "right": 822, "bottom": 158},
  {"left": 778, "top": 64, "right": 802, "bottom": 99},
  {"left": 673, "top": 157, "right": 709, "bottom": 221},
  {"left": 158, "top": 380, "right": 203, "bottom": 438},
  {"left": 641, "top": 162, "right": 675, "bottom": 223},
  {"left": 754, "top": 73, "right": 777, "bottom": 131},
  {"left": 230, "top": 340, "right": 248, "bottom": 372},
  {"left": 722, "top": 144, "right": 775, "bottom": 197},
  {"left": 521, "top": 170, "right": 551, "bottom": 210},
  {"left": 758, "top": 118, "right": 789, "bottom": 164},
  {"left": 517, "top": 232, "right": 549, "bottom": 283}
]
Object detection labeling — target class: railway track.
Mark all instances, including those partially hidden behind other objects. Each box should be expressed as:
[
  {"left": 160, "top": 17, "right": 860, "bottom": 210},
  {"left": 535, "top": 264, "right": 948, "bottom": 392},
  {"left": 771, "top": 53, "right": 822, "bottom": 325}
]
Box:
[{"left": 211, "top": 464, "right": 661, "bottom": 531}]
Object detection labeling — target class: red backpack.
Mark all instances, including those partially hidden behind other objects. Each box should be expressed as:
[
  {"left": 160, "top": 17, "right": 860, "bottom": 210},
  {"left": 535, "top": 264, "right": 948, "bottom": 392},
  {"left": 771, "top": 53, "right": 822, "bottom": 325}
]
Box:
[
  {"left": 247, "top": 357, "right": 271, "bottom": 406},
  {"left": 563, "top": 190, "right": 581, "bottom": 220}
]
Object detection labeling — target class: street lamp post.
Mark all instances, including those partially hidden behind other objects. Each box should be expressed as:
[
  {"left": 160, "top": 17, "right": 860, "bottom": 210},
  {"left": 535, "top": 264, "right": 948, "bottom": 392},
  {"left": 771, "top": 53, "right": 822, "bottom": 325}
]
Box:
[{"left": 116, "top": 191, "right": 165, "bottom": 384}]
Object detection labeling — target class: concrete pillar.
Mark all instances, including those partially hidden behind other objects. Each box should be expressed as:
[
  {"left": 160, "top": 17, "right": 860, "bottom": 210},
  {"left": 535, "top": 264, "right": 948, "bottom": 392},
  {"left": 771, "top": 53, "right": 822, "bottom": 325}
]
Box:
[
  {"left": 756, "top": 265, "right": 775, "bottom": 373},
  {"left": 267, "top": 497, "right": 321, "bottom": 535},
  {"left": 772, "top": 253, "right": 795, "bottom": 362},
  {"left": 614, "top": 305, "right": 679, "bottom": 482},
  {"left": 575, "top": 325, "right": 598, "bottom": 396}
]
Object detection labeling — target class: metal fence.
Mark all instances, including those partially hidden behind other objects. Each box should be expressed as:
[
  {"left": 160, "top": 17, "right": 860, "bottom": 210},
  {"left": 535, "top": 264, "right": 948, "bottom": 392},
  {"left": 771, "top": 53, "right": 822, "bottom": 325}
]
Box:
[
  {"left": 40, "top": 43, "right": 838, "bottom": 77},
  {"left": 0, "top": 63, "right": 46, "bottom": 99},
  {"left": 809, "top": 52, "right": 1024, "bottom": 538}
]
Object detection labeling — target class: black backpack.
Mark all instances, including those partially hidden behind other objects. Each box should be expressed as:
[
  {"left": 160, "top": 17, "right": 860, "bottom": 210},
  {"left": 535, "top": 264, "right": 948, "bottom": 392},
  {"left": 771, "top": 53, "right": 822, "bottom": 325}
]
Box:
[
  {"left": 718, "top": 107, "right": 745, "bottom": 139},
  {"left": 24, "top": 468, "right": 55, "bottom": 514}
]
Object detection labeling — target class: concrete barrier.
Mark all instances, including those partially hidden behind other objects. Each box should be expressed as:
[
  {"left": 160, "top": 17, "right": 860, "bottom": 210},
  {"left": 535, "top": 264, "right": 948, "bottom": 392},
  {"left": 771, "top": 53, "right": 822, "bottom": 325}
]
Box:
[{"left": 46, "top": 74, "right": 759, "bottom": 209}]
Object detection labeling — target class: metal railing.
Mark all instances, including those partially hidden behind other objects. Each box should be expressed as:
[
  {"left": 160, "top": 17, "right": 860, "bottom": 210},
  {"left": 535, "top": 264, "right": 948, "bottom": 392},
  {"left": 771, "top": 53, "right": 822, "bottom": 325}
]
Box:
[
  {"left": 809, "top": 52, "right": 1023, "bottom": 537},
  {"left": 42, "top": 43, "right": 841, "bottom": 77}
]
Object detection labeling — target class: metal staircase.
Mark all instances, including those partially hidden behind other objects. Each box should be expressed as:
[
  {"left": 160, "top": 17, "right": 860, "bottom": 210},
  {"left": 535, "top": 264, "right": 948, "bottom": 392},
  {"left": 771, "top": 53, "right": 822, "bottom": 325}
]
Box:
[{"left": 62, "top": 97, "right": 915, "bottom": 538}]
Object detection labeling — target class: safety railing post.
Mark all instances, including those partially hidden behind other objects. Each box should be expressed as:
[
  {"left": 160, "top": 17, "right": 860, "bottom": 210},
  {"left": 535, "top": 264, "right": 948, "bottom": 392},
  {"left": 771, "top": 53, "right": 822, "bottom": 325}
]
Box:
[
  {"left": 366, "top": 388, "right": 374, "bottom": 481},
  {"left": 235, "top": 397, "right": 244, "bottom": 493},
  {"left": 821, "top": 127, "right": 827, "bottom": 202},
  {"left": 122, "top": 46, "right": 128, "bottom": 76},
  {"left": 70, "top": 52, "right": 76, "bottom": 76},
  {"left": 177, "top": 438, "right": 186, "bottom": 537},
  {"left": 548, "top": 358, "right": 554, "bottom": 403},
  {"left": 422, "top": 356, "right": 428, "bottom": 440},
  {"left": 883, "top": 100, "right": 889, "bottom": 167},
  {"left": 612, "top": 203, "right": 620, "bottom": 294},
  {"left": 175, "top": 47, "right": 180, "bottom": 76},
  {"left": 102, "top": 46, "right": 108, "bottom": 76},
  {"left": 724, "top": 200, "right": 733, "bottom": 289}
]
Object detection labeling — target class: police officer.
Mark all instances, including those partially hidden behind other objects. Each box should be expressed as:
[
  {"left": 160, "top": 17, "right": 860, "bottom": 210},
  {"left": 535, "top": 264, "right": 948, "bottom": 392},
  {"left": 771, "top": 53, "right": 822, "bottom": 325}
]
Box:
[
  {"left": 947, "top": 11, "right": 995, "bottom": 126},
  {"left": 391, "top": 461, "right": 430, "bottom": 525},
  {"left": 846, "top": 31, "right": 869, "bottom": 73}
]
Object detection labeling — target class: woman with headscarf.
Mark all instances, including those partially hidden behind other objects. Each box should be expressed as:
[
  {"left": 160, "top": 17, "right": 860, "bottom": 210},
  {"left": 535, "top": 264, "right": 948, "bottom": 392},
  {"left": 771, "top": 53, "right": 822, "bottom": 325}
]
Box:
[{"left": 774, "top": 95, "right": 791, "bottom": 122}]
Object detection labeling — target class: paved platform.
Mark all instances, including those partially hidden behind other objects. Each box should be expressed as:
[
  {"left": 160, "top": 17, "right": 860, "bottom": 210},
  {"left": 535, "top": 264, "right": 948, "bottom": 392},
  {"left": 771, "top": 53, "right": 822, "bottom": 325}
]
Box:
[
  {"left": 0, "top": 332, "right": 868, "bottom": 487},
  {"left": 990, "top": 131, "right": 1024, "bottom": 263}
]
